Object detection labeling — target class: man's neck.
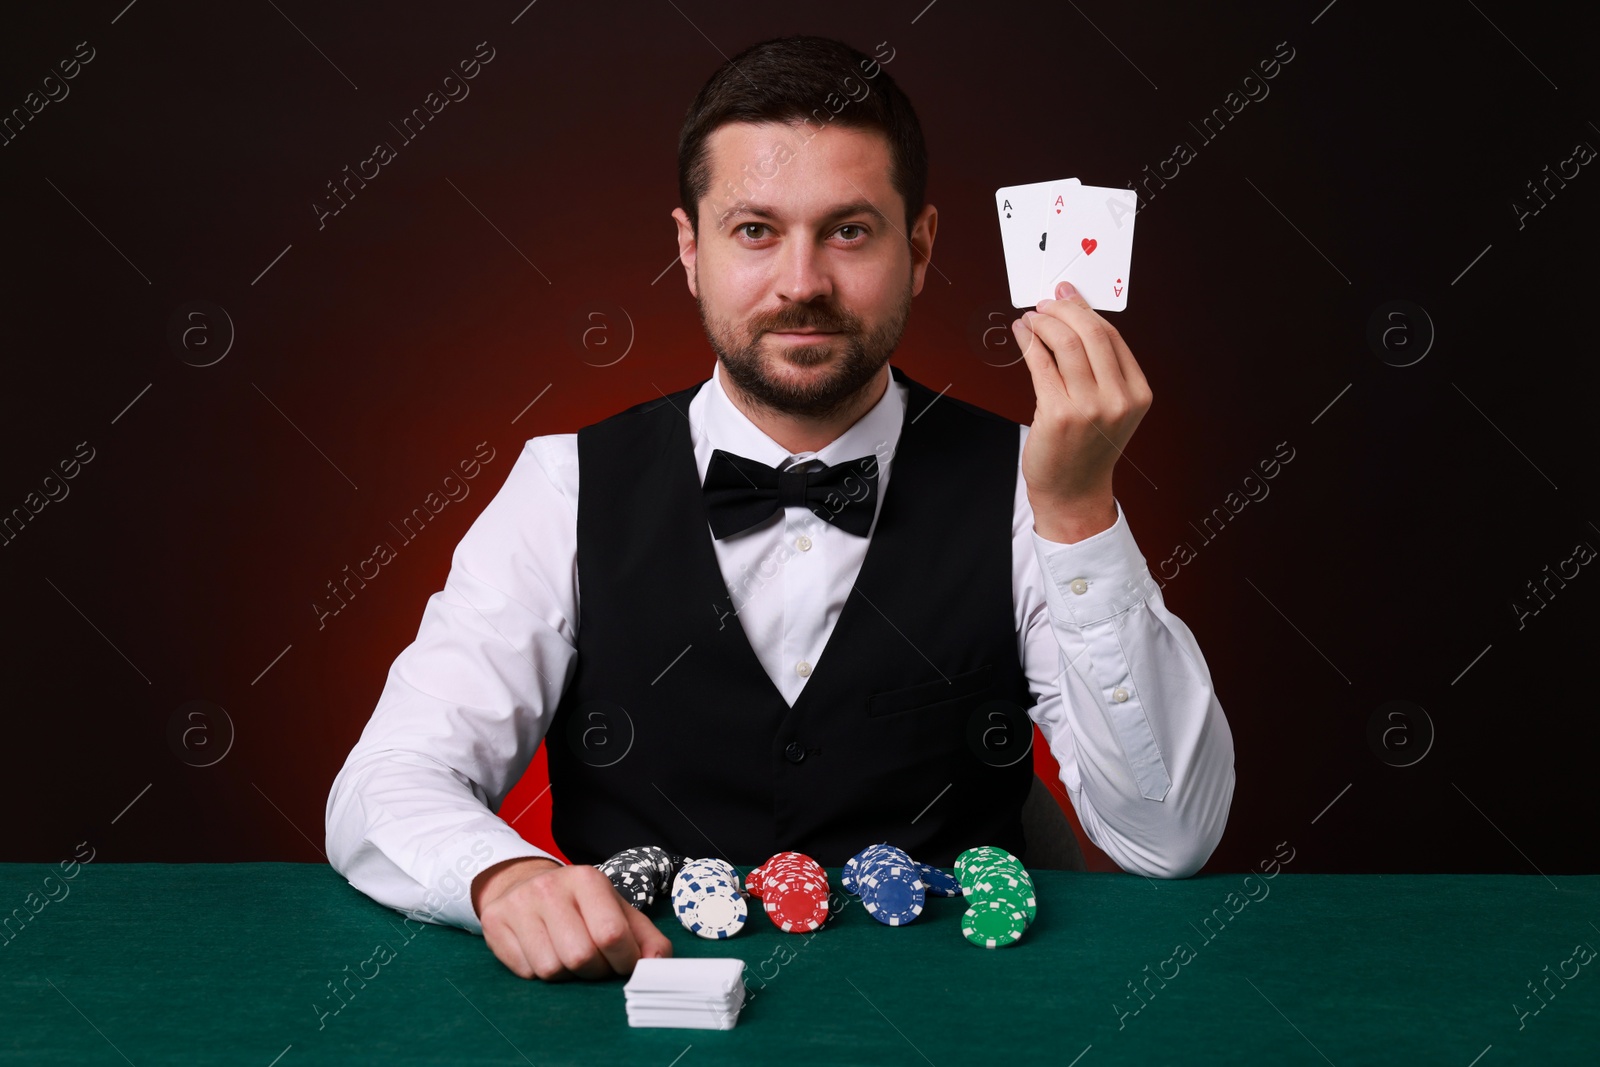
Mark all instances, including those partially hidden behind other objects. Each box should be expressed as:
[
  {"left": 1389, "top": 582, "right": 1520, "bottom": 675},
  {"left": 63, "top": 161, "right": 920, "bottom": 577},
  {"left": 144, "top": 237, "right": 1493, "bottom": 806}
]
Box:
[{"left": 718, "top": 363, "right": 890, "bottom": 456}]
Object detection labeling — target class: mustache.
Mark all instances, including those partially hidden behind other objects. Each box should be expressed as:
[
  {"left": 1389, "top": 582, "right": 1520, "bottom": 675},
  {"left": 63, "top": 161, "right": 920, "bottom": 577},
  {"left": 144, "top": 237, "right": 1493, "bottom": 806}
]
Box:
[{"left": 752, "top": 307, "right": 860, "bottom": 334}]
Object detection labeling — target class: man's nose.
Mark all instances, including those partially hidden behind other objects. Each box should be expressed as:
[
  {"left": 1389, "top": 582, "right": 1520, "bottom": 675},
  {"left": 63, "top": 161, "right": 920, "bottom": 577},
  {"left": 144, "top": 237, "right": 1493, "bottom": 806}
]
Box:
[{"left": 774, "top": 235, "right": 833, "bottom": 303}]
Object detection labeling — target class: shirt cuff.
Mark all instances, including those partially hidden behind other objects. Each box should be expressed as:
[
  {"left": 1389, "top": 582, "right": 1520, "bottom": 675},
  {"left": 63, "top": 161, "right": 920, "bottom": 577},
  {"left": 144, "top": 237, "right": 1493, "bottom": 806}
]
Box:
[
  {"left": 1030, "top": 499, "right": 1157, "bottom": 627},
  {"left": 411, "top": 828, "right": 558, "bottom": 935}
]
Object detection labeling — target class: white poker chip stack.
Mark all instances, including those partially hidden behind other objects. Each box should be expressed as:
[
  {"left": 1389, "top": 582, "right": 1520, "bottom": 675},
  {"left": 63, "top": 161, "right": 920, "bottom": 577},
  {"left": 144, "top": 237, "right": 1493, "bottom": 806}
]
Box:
[{"left": 670, "top": 858, "right": 748, "bottom": 940}]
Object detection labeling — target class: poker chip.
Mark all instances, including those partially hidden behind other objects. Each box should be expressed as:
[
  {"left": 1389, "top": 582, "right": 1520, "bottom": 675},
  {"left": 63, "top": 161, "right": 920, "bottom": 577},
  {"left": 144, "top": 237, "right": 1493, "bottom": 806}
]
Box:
[
  {"left": 959, "top": 857, "right": 1028, "bottom": 889},
  {"left": 762, "top": 873, "right": 831, "bottom": 932},
  {"left": 764, "top": 852, "right": 820, "bottom": 872},
  {"left": 958, "top": 851, "right": 1036, "bottom": 926},
  {"left": 761, "top": 855, "right": 824, "bottom": 884},
  {"left": 670, "top": 855, "right": 748, "bottom": 939},
  {"left": 859, "top": 863, "right": 926, "bottom": 926},
  {"left": 843, "top": 844, "right": 936, "bottom": 927},
  {"left": 673, "top": 878, "right": 748, "bottom": 940},
  {"left": 916, "top": 863, "right": 962, "bottom": 898},
  {"left": 593, "top": 844, "right": 688, "bottom": 911},
  {"left": 602, "top": 867, "right": 655, "bottom": 910},
  {"left": 636, "top": 846, "right": 678, "bottom": 889},
  {"left": 955, "top": 846, "right": 1016, "bottom": 884},
  {"left": 842, "top": 843, "right": 892, "bottom": 895},
  {"left": 747, "top": 851, "right": 830, "bottom": 932},
  {"left": 672, "top": 871, "right": 732, "bottom": 899},
  {"left": 965, "top": 868, "right": 1029, "bottom": 896},
  {"left": 677, "top": 857, "right": 737, "bottom": 881},
  {"left": 962, "top": 898, "right": 1027, "bottom": 948},
  {"left": 673, "top": 858, "right": 741, "bottom": 896},
  {"left": 778, "top": 840, "right": 1039, "bottom": 945},
  {"left": 598, "top": 849, "right": 661, "bottom": 910},
  {"left": 844, "top": 843, "right": 911, "bottom": 897},
  {"left": 967, "top": 881, "right": 1036, "bottom": 927},
  {"left": 838, "top": 844, "right": 902, "bottom": 895},
  {"left": 954, "top": 845, "right": 1037, "bottom": 946},
  {"left": 970, "top": 858, "right": 1032, "bottom": 882}
]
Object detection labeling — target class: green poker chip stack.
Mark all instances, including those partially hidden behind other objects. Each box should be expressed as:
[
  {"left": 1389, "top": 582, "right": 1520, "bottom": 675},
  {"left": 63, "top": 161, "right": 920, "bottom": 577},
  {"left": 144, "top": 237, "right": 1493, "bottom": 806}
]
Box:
[{"left": 955, "top": 846, "right": 1037, "bottom": 949}]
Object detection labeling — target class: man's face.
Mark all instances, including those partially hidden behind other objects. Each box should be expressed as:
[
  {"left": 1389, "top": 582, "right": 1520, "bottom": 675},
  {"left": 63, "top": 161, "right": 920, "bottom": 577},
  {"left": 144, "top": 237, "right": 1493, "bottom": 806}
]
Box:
[{"left": 672, "top": 121, "right": 937, "bottom": 421}]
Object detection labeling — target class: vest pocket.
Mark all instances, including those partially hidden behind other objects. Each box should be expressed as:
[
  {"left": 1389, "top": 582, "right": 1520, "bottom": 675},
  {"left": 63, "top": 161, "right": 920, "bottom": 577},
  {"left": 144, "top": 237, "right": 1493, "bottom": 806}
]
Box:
[{"left": 866, "top": 663, "right": 994, "bottom": 718}]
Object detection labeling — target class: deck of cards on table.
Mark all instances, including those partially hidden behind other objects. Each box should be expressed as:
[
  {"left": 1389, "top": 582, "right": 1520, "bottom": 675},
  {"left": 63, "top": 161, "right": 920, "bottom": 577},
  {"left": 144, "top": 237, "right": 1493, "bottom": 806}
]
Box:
[
  {"left": 995, "top": 178, "right": 1138, "bottom": 311},
  {"left": 623, "top": 958, "right": 747, "bottom": 1030}
]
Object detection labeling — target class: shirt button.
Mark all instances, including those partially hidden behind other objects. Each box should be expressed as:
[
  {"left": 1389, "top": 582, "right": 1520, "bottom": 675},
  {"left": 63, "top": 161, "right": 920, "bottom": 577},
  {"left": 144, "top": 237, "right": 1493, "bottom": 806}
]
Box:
[
  {"left": 796, "top": 535, "right": 813, "bottom": 551},
  {"left": 1070, "top": 578, "right": 1089, "bottom": 595},
  {"left": 784, "top": 741, "right": 806, "bottom": 764},
  {"left": 1112, "top": 686, "right": 1130, "bottom": 703},
  {"left": 796, "top": 660, "right": 812, "bottom": 677}
]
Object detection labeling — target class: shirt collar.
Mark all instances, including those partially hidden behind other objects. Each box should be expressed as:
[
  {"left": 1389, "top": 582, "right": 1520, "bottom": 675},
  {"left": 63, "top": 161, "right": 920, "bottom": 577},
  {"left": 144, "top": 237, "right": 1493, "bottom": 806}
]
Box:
[{"left": 690, "top": 360, "right": 906, "bottom": 480}]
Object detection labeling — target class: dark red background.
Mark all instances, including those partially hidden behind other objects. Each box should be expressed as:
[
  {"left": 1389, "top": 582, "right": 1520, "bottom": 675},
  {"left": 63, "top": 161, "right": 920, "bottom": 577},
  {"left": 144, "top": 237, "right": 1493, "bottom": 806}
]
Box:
[{"left": 3, "top": 0, "right": 1595, "bottom": 876}]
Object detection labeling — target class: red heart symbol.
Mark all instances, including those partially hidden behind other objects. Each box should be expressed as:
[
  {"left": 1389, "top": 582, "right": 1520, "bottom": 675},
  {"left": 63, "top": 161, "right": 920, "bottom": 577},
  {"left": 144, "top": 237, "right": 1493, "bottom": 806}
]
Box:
[{"left": 1081, "top": 238, "right": 1097, "bottom": 255}]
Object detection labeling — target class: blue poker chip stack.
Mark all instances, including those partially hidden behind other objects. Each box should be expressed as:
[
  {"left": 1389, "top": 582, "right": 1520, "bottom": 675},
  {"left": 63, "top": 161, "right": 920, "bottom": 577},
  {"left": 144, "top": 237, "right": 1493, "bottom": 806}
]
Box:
[{"left": 844, "top": 843, "right": 961, "bottom": 927}]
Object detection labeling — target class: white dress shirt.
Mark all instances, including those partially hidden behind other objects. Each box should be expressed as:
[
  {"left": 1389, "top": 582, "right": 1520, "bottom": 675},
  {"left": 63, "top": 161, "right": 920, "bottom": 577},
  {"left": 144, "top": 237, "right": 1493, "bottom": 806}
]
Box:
[{"left": 325, "top": 361, "right": 1236, "bottom": 935}]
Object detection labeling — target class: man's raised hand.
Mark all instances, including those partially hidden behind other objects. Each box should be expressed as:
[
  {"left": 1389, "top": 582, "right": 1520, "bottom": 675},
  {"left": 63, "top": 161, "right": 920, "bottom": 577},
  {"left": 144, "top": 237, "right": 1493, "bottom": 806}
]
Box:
[{"left": 1013, "top": 280, "right": 1153, "bottom": 543}]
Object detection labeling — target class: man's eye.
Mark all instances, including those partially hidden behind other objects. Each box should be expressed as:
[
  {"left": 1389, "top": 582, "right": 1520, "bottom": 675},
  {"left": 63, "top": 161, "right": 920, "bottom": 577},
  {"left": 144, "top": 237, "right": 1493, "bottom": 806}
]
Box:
[{"left": 736, "top": 222, "right": 865, "bottom": 241}]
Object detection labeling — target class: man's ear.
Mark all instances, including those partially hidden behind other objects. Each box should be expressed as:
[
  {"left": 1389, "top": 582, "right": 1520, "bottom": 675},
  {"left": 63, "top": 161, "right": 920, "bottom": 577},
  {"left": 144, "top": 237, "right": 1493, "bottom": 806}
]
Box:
[
  {"left": 671, "top": 206, "right": 699, "bottom": 298},
  {"left": 909, "top": 203, "right": 938, "bottom": 298}
]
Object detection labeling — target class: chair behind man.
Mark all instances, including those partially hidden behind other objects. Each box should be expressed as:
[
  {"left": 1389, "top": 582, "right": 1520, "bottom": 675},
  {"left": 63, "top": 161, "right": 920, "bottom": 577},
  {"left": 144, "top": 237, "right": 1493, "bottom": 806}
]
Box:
[{"left": 1019, "top": 774, "right": 1087, "bottom": 871}]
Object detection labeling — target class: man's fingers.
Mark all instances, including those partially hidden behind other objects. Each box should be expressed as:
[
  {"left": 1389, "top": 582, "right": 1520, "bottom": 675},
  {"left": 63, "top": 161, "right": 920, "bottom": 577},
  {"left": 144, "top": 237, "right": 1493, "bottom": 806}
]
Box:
[
  {"left": 475, "top": 860, "right": 673, "bottom": 982},
  {"left": 575, "top": 886, "right": 674, "bottom": 977},
  {"left": 530, "top": 869, "right": 621, "bottom": 980},
  {"left": 1020, "top": 311, "right": 1098, "bottom": 403},
  {"left": 481, "top": 914, "right": 535, "bottom": 979},
  {"left": 545, "top": 905, "right": 617, "bottom": 980},
  {"left": 1109, "top": 327, "right": 1152, "bottom": 406},
  {"left": 1011, "top": 317, "right": 1067, "bottom": 406},
  {"left": 487, "top": 865, "right": 612, "bottom": 980},
  {"left": 517, "top": 913, "right": 572, "bottom": 982},
  {"left": 485, "top": 908, "right": 568, "bottom": 981},
  {"left": 624, "top": 898, "right": 674, "bottom": 962},
  {"left": 1035, "top": 298, "right": 1128, "bottom": 404},
  {"left": 556, "top": 874, "right": 672, "bottom": 980},
  {"left": 574, "top": 883, "right": 650, "bottom": 976},
  {"left": 1046, "top": 286, "right": 1152, "bottom": 409}
]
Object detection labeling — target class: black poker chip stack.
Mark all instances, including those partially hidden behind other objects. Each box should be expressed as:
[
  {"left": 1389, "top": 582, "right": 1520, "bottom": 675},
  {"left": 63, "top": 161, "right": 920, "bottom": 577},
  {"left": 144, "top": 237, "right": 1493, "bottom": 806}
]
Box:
[{"left": 594, "top": 846, "right": 683, "bottom": 910}]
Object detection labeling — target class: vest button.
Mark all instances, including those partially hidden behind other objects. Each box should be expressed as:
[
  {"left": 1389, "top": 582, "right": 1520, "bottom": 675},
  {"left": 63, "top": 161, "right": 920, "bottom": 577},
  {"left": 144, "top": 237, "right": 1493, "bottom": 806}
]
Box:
[{"left": 784, "top": 741, "right": 806, "bottom": 764}]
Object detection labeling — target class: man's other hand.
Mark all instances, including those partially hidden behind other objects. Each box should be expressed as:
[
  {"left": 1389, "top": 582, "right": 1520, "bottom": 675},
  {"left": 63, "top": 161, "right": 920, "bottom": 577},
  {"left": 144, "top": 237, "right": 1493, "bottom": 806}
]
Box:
[{"left": 471, "top": 857, "right": 673, "bottom": 980}]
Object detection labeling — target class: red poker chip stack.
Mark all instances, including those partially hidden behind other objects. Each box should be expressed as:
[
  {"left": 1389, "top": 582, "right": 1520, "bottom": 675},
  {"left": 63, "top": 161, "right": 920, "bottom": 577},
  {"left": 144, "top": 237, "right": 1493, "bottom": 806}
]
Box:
[{"left": 747, "top": 851, "right": 831, "bottom": 934}]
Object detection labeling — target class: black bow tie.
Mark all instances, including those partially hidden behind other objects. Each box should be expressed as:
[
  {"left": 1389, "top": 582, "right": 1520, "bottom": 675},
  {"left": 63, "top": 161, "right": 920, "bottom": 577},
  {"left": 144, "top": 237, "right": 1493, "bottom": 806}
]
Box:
[{"left": 703, "top": 448, "right": 881, "bottom": 539}]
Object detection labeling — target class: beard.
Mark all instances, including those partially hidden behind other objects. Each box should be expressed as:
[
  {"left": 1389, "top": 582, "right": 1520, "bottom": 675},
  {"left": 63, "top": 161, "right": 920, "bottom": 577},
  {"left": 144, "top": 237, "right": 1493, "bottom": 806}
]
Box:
[{"left": 697, "top": 277, "right": 913, "bottom": 422}]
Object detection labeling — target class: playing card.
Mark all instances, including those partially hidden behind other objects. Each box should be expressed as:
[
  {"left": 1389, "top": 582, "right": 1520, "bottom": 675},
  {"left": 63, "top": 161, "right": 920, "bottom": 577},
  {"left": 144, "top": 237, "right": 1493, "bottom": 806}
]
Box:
[
  {"left": 996, "top": 179, "right": 1077, "bottom": 309},
  {"left": 625, "top": 957, "right": 745, "bottom": 993},
  {"left": 1036, "top": 181, "right": 1137, "bottom": 312}
]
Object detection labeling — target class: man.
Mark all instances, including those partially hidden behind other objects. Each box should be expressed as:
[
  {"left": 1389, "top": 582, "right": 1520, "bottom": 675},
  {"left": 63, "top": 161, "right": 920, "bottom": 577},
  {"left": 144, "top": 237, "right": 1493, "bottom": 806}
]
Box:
[{"left": 326, "top": 35, "right": 1234, "bottom": 983}]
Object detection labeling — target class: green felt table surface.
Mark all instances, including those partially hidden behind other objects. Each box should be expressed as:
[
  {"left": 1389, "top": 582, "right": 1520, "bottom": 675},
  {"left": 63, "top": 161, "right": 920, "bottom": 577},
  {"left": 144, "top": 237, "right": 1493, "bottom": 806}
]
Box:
[{"left": 2, "top": 863, "right": 1596, "bottom": 1065}]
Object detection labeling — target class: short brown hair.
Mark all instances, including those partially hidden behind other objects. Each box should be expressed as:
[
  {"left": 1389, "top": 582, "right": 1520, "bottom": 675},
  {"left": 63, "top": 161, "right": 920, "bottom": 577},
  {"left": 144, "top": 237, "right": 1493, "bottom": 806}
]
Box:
[{"left": 677, "top": 35, "right": 927, "bottom": 237}]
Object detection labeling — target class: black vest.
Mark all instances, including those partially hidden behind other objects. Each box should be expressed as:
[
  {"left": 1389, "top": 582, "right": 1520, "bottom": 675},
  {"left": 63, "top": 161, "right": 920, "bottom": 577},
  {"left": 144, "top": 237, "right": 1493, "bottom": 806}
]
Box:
[{"left": 545, "top": 365, "right": 1034, "bottom": 866}]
